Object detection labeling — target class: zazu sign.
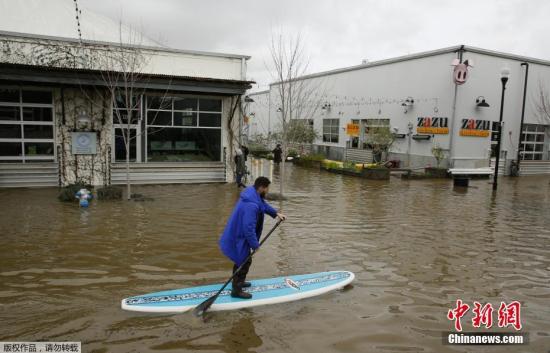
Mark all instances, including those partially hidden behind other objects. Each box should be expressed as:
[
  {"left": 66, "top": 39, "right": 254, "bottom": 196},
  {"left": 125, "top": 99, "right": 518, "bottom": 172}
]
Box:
[
  {"left": 460, "top": 119, "right": 490, "bottom": 137},
  {"left": 346, "top": 123, "right": 360, "bottom": 137},
  {"left": 417, "top": 117, "right": 449, "bottom": 134}
]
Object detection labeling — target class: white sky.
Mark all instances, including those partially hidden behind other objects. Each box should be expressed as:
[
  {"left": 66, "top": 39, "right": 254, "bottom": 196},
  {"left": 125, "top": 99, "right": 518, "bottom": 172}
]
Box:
[{"left": 82, "top": 0, "right": 550, "bottom": 91}]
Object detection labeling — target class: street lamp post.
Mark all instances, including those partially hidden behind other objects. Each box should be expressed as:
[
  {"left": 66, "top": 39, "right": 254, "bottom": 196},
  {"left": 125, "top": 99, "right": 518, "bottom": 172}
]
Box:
[{"left": 493, "top": 67, "right": 510, "bottom": 191}]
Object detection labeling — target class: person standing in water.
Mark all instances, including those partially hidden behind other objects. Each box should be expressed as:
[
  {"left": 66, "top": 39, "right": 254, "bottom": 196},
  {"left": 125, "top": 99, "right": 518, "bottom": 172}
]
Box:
[
  {"left": 234, "top": 148, "right": 246, "bottom": 188},
  {"left": 219, "top": 177, "right": 286, "bottom": 299},
  {"left": 272, "top": 144, "right": 282, "bottom": 164}
]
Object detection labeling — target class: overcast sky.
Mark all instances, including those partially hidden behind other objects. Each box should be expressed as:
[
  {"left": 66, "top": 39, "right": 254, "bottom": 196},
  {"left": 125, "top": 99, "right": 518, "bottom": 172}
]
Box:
[{"left": 83, "top": 0, "right": 550, "bottom": 92}]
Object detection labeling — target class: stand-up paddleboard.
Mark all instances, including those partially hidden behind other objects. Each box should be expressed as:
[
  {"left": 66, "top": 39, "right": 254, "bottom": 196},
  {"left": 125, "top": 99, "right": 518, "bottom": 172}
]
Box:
[{"left": 121, "top": 270, "right": 354, "bottom": 313}]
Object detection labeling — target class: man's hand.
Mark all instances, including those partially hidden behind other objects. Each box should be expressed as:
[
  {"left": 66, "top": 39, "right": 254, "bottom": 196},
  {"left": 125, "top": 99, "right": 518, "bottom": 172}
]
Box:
[{"left": 277, "top": 213, "right": 287, "bottom": 221}]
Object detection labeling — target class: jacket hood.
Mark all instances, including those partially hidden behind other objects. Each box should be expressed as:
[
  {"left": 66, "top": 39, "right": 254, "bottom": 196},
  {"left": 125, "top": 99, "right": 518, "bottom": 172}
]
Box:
[{"left": 240, "top": 186, "right": 263, "bottom": 207}]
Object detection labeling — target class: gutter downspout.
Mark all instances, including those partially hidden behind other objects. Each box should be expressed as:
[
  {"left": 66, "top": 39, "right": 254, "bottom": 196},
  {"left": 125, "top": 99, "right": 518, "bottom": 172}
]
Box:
[
  {"left": 516, "top": 62, "right": 529, "bottom": 172},
  {"left": 448, "top": 45, "right": 464, "bottom": 167},
  {"left": 268, "top": 87, "right": 272, "bottom": 136}
]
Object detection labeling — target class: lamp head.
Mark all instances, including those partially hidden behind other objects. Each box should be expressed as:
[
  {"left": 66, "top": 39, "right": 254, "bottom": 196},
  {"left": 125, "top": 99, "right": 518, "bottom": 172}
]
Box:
[
  {"left": 501, "top": 67, "right": 511, "bottom": 83},
  {"left": 476, "top": 96, "right": 490, "bottom": 108},
  {"left": 77, "top": 111, "right": 91, "bottom": 130}
]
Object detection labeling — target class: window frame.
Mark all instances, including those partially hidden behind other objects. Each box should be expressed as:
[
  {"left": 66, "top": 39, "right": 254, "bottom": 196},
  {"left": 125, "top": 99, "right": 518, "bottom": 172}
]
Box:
[
  {"left": 0, "top": 86, "right": 55, "bottom": 162},
  {"left": 144, "top": 94, "right": 224, "bottom": 162},
  {"left": 322, "top": 118, "right": 339, "bottom": 144},
  {"left": 520, "top": 124, "right": 547, "bottom": 161}
]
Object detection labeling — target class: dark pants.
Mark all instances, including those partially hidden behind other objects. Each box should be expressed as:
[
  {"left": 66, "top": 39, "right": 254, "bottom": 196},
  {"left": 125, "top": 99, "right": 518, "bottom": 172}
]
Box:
[
  {"left": 236, "top": 173, "right": 243, "bottom": 186},
  {"left": 232, "top": 258, "right": 252, "bottom": 290}
]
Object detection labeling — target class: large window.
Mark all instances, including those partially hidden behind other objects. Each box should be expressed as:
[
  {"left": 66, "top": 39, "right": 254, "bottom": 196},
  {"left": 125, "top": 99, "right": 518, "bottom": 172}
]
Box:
[
  {"left": 0, "top": 87, "right": 54, "bottom": 163},
  {"left": 145, "top": 95, "right": 222, "bottom": 162},
  {"left": 112, "top": 93, "right": 141, "bottom": 162},
  {"left": 520, "top": 124, "right": 547, "bottom": 160},
  {"left": 322, "top": 119, "right": 339, "bottom": 143}
]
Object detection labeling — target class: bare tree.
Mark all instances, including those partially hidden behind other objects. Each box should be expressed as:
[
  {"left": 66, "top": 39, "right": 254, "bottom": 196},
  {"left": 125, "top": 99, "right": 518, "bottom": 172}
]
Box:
[
  {"left": 534, "top": 80, "right": 550, "bottom": 124},
  {"left": 364, "top": 126, "right": 395, "bottom": 163},
  {"left": 88, "top": 24, "right": 172, "bottom": 199},
  {"left": 267, "top": 31, "right": 324, "bottom": 197}
]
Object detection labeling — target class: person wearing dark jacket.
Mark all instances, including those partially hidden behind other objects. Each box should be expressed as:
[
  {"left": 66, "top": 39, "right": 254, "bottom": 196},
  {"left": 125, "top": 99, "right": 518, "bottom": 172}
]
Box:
[
  {"left": 234, "top": 148, "right": 246, "bottom": 188},
  {"left": 241, "top": 145, "right": 250, "bottom": 161},
  {"left": 219, "top": 177, "right": 286, "bottom": 299},
  {"left": 272, "top": 144, "right": 282, "bottom": 164}
]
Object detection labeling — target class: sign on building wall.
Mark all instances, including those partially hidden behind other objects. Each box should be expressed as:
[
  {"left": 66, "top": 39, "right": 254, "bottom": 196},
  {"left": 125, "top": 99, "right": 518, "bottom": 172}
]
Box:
[
  {"left": 346, "top": 123, "right": 360, "bottom": 137},
  {"left": 416, "top": 117, "right": 449, "bottom": 134},
  {"left": 71, "top": 132, "right": 97, "bottom": 154},
  {"left": 460, "top": 119, "right": 491, "bottom": 137}
]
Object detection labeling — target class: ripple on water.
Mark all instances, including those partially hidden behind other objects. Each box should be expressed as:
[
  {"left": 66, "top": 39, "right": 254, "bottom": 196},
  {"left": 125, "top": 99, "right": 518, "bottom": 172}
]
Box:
[{"left": 0, "top": 169, "right": 549, "bottom": 352}]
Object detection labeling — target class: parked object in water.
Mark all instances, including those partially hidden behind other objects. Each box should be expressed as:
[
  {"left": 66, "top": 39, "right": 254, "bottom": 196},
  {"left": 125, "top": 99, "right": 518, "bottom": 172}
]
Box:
[
  {"left": 121, "top": 270, "right": 354, "bottom": 313},
  {"left": 75, "top": 188, "right": 93, "bottom": 207},
  {"left": 448, "top": 167, "right": 493, "bottom": 188}
]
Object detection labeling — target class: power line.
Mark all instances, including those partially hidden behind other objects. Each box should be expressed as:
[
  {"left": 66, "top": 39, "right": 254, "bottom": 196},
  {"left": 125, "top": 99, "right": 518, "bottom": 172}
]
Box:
[{"left": 73, "top": 0, "right": 83, "bottom": 44}]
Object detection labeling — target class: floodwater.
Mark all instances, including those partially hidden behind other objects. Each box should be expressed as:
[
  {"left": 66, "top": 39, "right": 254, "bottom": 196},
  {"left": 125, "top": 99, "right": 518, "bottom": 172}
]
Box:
[{"left": 1, "top": 165, "right": 550, "bottom": 353}]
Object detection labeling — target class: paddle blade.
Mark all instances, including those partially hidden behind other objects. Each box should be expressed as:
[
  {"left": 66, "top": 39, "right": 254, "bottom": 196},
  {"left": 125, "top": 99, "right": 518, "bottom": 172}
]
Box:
[{"left": 192, "top": 295, "right": 217, "bottom": 317}]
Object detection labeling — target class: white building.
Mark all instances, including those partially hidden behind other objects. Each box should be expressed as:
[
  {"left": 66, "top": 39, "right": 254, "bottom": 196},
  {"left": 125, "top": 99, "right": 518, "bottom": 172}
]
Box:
[
  {"left": 0, "top": 0, "right": 251, "bottom": 187},
  {"left": 248, "top": 45, "right": 550, "bottom": 175}
]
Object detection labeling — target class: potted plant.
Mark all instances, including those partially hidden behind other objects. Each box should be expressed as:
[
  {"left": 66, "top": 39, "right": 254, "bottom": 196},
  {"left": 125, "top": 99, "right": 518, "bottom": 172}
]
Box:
[{"left": 342, "top": 160, "right": 362, "bottom": 176}]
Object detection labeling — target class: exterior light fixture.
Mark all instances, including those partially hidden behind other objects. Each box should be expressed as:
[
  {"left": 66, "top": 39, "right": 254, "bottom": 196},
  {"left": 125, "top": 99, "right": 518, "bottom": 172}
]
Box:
[
  {"left": 77, "top": 111, "right": 91, "bottom": 129},
  {"left": 250, "top": 112, "right": 256, "bottom": 117},
  {"left": 412, "top": 134, "right": 431, "bottom": 140},
  {"left": 501, "top": 67, "right": 511, "bottom": 82},
  {"left": 244, "top": 96, "right": 255, "bottom": 103},
  {"left": 493, "top": 66, "right": 511, "bottom": 191},
  {"left": 276, "top": 107, "right": 282, "bottom": 112},
  {"left": 476, "top": 96, "right": 490, "bottom": 107},
  {"left": 401, "top": 97, "right": 415, "bottom": 106},
  {"left": 321, "top": 102, "right": 332, "bottom": 110},
  {"left": 407, "top": 122, "right": 414, "bottom": 133}
]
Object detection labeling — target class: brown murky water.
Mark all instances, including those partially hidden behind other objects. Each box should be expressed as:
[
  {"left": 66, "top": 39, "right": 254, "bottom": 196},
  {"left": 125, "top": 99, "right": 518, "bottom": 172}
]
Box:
[{"left": 1, "top": 165, "right": 550, "bottom": 353}]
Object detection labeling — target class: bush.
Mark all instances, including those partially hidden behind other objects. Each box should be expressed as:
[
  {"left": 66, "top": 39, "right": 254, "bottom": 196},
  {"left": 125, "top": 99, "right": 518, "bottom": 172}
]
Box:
[
  {"left": 300, "top": 153, "right": 325, "bottom": 162},
  {"left": 287, "top": 149, "right": 299, "bottom": 158},
  {"left": 343, "top": 160, "right": 361, "bottom": 171},
  {"left": 97, "top": 186, "right": 123, "bottom": 200},
  {"left": 323, "top": 160, "right": 342, "bottom": 170},
  {"left": 249, "top": 148, "right": 271, "bottom": 159},
  {"left": 58, "top": 182, "right": 93, "bottom": 202}
]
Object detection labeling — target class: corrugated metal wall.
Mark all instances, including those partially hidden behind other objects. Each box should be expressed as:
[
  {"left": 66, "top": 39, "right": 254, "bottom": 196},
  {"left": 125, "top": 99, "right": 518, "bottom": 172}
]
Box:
[
  {"left": 111, "top": 162, "right": 226, "bottom": 185},
  {"left": 0, "top": 163, "right": 59, "bottom": 187},
  {"left": 519, "top": 160, "right": 550, "bottom": 175},
  {"left": 345, "top": 148, "right": 374, "bottom": 164}
]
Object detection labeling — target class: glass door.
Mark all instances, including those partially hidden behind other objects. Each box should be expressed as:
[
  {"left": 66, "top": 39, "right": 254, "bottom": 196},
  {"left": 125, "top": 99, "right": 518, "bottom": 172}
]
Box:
[
  {"left": 112, "top": 94, "right": 142, "bottom": 162},
  {"left": 113, "top": 126, "right": 140, "bottom": 162}
]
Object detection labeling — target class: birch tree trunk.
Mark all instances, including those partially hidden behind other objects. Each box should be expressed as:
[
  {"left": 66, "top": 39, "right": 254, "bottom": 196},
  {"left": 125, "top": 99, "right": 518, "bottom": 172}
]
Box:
[{"left": 126, "top": 143, "right": 131, "bottom": 200}]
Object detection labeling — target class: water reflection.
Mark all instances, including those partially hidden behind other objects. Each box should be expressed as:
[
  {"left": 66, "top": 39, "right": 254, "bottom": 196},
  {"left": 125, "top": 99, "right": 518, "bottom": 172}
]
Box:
[{"left": 0, "top": 167, "right": 549, "bottom": 352}]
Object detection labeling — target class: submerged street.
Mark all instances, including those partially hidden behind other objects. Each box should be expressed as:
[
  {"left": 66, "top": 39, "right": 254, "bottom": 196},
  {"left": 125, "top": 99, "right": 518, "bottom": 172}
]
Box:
[{"left": 1, "top": 165, "right": 549, "bottom": 352}]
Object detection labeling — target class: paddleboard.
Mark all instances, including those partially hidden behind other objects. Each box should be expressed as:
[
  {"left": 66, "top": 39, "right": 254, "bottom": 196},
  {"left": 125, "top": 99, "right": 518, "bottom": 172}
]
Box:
[{"left": 121, "top": 270, "right": 354, "bottom": 313}]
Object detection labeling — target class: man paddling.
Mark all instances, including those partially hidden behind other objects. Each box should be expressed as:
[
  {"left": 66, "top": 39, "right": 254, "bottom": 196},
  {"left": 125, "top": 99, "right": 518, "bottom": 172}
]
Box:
[{"left": 219, "top": 177, "right": 286, "bottom": 299}]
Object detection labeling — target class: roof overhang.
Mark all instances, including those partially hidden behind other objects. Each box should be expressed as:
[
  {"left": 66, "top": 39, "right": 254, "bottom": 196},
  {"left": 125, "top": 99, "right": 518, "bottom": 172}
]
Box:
[
  {"left": 269, "top": 44, "right": 550, "bottom": 86},
  {"left": 0, "top": 63, "right": 254, "bottom": 95}
]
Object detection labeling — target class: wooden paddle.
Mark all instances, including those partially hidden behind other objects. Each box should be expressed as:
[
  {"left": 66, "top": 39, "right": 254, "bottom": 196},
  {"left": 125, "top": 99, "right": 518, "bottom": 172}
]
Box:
[{"left": 193, "top": 219, "right": 284, "bottom": 317}]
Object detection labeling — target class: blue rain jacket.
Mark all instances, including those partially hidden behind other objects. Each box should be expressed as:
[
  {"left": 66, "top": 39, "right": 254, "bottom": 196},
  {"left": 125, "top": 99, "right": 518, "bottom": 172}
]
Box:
[{"left": 219, "top": 186, "right": 278, "bottom": 265}]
